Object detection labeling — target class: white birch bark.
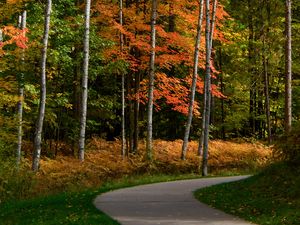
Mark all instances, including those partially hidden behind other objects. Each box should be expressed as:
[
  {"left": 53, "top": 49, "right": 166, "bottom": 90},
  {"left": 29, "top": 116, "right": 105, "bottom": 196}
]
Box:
[
  {"left": 78, "top": 0, "right": 91, "bottom": 161},
  {"left": 198, "top": 0, "right": 217, "bottom": 156},
  {"left": 16, "top": 11, "right": 26, "bottom": 167},
  {"left": 32, "top": 1, "right": 52, "bottom": 171},
  {"left": 285, "top": 0, "right": 292, "bottom": 133},
  {"left": 201, "top": 0, "right": 214, "bottom": 176},
  {"left": 119, "top": 0, "right": 126, "bottom": 158},
  {"left": 146, "top": 0, "right": 157, "bottom": 160},
  {"left": 181, "top": 0, "right": 204, "bottom": 160}
]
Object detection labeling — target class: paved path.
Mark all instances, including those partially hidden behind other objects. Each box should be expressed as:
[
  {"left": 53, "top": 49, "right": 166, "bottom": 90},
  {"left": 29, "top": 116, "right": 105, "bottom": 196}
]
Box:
[{"left": 94, "top": 176, "right": 254, "bottom": 225}]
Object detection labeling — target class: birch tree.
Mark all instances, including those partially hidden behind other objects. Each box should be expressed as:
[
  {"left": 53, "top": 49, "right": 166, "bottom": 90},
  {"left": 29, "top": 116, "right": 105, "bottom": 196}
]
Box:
[
  {"left": 181, "top": 0, "right": 204, "bottom": 160},
  {"left": 32, "top": 0, "right": 52, "bottom": 171},
  {"left": 16, "top": 10, "right": 26, "bottom": 167},
  {"left": 285, "top": 0, "right": 292, "bottom": 133},
  {"left": 78, "top": 0, "right": 91, "bottom": 161},
  {"left": 201, "top": 0, "right": 217, "bottom": 176},
  {"left": 199, "top": 0, "right": 217, "bottom": 156},
  {"left": 146, "top": 0, "right": 157, "bottom": 160}
]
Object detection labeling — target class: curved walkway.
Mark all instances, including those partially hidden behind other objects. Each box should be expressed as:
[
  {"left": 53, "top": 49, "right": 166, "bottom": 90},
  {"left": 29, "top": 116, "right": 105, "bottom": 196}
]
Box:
[{"left": 94, "top": 176, "right": 253, "bottom": 225}]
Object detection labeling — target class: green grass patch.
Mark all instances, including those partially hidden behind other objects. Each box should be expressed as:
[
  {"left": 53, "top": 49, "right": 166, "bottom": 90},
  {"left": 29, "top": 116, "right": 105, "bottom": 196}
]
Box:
[
  {"left": 0, "top": 173, "right": 204, "bottom": 225},
  {"left": 194, "top": 163, "right": 300, "bottom": 225}
]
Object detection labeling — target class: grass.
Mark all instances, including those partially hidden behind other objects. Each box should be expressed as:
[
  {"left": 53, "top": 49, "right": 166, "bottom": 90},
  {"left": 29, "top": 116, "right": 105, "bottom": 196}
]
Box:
[
  {"left": 0, "top": 173, "right": 204, "bottom": 225},
  {"left": 0, "top": 139, "right": 272, "bottom": 224},
  {"left": 194, "top": 162, "right": 300, "bottom": 225}
]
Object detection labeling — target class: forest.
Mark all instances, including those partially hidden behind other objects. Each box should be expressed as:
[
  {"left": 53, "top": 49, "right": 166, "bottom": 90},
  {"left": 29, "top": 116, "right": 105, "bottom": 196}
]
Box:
[{"left": 0, "top": 0, "right": 300, "bottom": 224}]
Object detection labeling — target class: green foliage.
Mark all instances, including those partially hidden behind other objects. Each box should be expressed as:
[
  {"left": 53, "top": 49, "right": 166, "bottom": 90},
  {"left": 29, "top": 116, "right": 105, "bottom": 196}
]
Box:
[
  {"left": 274, "top": 123, "right": 300, "bottom": 166},
  {"left": 0, "top": 162, "right": 34, "bottom": 203},
  {"left": 0, "top": 140, "right": 15, "bottom": 161},
  {"left": 0, "top": 173, "right": 205, "bottom": 225}
]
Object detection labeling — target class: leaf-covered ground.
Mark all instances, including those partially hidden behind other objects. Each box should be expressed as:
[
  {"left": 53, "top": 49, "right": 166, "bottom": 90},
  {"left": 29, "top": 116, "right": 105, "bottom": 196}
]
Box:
[
  {"left": 0, "top": 139, "right": 272, "bottom": 224},
  {"left": 32, "top": 139, "right": 271, "bottom": 196}
]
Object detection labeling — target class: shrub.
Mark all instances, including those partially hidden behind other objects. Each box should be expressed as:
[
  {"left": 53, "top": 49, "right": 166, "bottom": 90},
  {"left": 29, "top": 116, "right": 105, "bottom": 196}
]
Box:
[
  {"left": 0, "top": 140, "right": 15, "bottom": 161},
  {"left": 274, "top": 123, "right": 300, "bottom": 166},
  {"left": 0, "top": 161, "right": 35, "bottom": 203}
]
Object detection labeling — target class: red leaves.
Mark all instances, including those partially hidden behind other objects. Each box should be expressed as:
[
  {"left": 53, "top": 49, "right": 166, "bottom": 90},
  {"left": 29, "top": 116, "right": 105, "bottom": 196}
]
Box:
[
  {"left": 95, "top": 0, "right": 228, "bottom": 115},
  {"left": 139, "top": 73, "right": 201, "bottom": 116},
  {"left": 0, "top": 26, "right": 28, "bottom": 51}
]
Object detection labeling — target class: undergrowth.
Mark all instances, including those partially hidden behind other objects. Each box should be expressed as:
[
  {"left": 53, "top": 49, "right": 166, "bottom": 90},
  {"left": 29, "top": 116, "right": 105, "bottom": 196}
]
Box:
[{"left": 0, "top": 139, "right": 272, "bottom": 203}]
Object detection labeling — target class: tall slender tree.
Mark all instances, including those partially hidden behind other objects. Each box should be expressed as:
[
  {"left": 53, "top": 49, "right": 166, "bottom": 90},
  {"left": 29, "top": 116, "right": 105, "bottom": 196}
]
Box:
[
  {"left": 119, "top": 0, "right": 126, "bottom": 158},
  {"left": 32, "top": 0, "right": 52, "bottom": 171},
  {"left": 146, "top": 0, "right": 157, "bottom": 160},
  {"left": 181, "top": 0, "right": 204, "bottom": 160},
  {"left": 16, "top": 10, "right": 26, "bottom": 167},
  {"left": 198, "top": 0, "right": 217, "bottom": 156},
  {"left": 78, "top": 0, "right": 91, "bottom": 161},
  {"left": 133, "top": 71, "right": 140, "bottom": 154},
  {"left": 262, "top": 1, "right": 271, "bottom": 144},
  {"left": 285, "top": 0, "right": 292, "bottom": 133},
  {"left": 201, "top": 0, "right": 216, "bottom": 176}
]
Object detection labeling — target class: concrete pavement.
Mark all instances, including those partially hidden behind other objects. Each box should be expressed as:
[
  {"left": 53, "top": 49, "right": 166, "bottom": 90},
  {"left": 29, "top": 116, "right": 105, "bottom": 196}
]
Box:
[{"left": 94, "top": 176, "right": 254, "bottom": 225}]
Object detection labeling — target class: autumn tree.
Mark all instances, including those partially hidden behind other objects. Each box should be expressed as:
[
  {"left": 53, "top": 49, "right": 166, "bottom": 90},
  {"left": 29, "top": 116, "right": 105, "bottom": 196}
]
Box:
[
  {"left": 78, "top": 0, "right": 91, "bottom": 161},
  {"left": 198, "top": 0, "right": 217, "bottom": 156},
  {"left": 146, "top": 0, "right": 158, "bottom": 160},
  {"left": 16, "top": 10, "right": 26, "bottom": 167},
  {"left": 181, "top": 0, "right": 204, "bottom": 160},
  {"left": 32, "top": 0, "right": 52, "bottom": 171},
  {"left": 202, "top": 0, "right": 218, "bottom": 176}
]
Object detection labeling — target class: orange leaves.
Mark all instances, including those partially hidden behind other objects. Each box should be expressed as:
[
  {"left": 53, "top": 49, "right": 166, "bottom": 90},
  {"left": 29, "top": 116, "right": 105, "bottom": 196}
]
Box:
[
  {"left": 32, "top": 139, "right": 271, "bottom": 195},
  {"left": 6, "top": 0, "right": 22, "bottom": 4},
  {"left": 138, "top": 70, "right": 226, "bottom": 116},
  {"left": 0, "top": 26, "right": 28, "bottom": 51},
  {"left": 94, "top": 0, "right": 228, "bottom": 115},
  {"left": 156, "top": 53, "right": 188, "bottom": 70},
  {"left": 139, "top": 72, "right": 201, "bottom": 116}
]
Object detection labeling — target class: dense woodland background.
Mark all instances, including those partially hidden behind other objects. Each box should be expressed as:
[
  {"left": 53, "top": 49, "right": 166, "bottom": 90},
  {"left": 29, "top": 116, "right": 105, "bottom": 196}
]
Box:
[
  {"left": 0, "top": 0, "right": 299, "bottom": 169},
  {"left": 1, "top": 2, "right": 300, "bottom": 223}
]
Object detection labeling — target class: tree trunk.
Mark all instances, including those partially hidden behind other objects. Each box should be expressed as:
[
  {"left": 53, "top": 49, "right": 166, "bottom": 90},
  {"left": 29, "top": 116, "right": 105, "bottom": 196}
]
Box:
[
  {"left": 218, "top": 47, "right": 225, "bottom": 139},
  {"left": 181, "top": 0, "right": 204, "bottom": 160},
  {"left": 248, "top": 0, "right": 256, "bottom": 136},
  {"left": 128, "top": 76, "right": 134, "bottom": 153},
  {"left": 209, "top": 0, "right": 217, "bottom": 50},
  {"left": 168, "top": 1, "right": 175, "bottom": 32},
  {"left": 16, "top": 11, "right": 26, "bottom": 167},
  {"left": 201, "top": 0, "right": 214, "bottom": 177},
  {"left": 263, "top": 57, "right": 271, "bottom": 143},
  {"left": 78, "top": 0, "right": 91, "bottom": 161},
  {"left": 32, "top": 0, "right": 52, "bottom": 171},
  {"left": 133, "top": 71, "right": 140, "bottom": 153},
  {"left": 146, "top": 0, "right": 157, "bottom": 160},
  {"left": 198, "top": 0, "right": 217, "bottom": 157},
  {"left": 285, "top": 0, "right": 292, "bottom": 133},
  {"left": 263, "top": 2, "right": 271, "bottom": 144},
  {"left": 120, "top": 0, "right": 126, "bottom": 158}
]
